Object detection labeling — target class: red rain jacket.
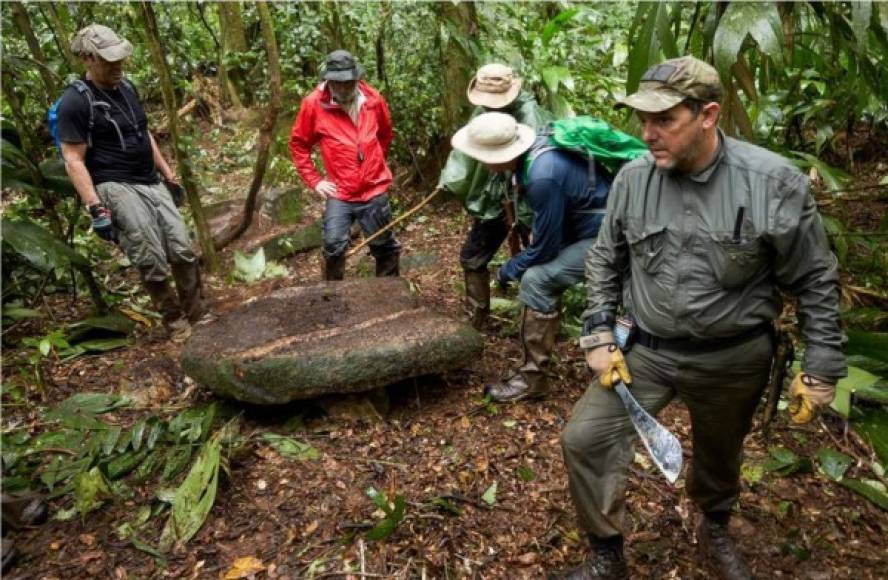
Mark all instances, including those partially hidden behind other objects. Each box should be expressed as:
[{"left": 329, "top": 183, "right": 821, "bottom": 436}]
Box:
[{"left": 288, "top": 81, "right": 394, "bottom": 203}]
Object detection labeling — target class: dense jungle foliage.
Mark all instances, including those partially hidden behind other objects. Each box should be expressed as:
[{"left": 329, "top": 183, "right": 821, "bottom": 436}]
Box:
[{"left": 1, "top": 2, "right": 888, "bottom": 575}]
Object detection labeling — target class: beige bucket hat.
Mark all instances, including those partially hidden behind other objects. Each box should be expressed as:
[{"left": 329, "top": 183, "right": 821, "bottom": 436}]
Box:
[
  {"left": 71, "top": 24, "right": 132, "bottom": 62},
  {"left": 451, "top": 112, "right": 535, "bottom": 165},
  {"left": 467, "top": 63, "right": 523, "bottom": 109},
  {"left": 616, "top": 56, "right": 722, "bottom": 113}
]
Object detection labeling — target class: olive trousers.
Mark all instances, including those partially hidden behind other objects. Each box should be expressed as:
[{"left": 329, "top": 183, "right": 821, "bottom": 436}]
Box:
[{"left": 561, "top": 332, "right": 773, "bottom": 538}]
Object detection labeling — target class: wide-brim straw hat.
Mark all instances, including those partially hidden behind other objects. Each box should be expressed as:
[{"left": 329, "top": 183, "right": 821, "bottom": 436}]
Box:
[
  {"left": 467, "top": 63, "right": 523, "bottom": 109},
  {"left": 451, "top": 112, "right": 535, "bottom": 165}
]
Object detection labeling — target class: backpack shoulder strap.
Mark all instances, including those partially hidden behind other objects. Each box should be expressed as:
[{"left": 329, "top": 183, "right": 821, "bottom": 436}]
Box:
[{"left": 70, "top": 80, "right": 96, "bottom": 147}]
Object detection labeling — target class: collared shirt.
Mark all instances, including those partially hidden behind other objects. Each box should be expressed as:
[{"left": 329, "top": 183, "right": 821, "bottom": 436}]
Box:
[{"left": 583, "top": 131, "right": 847, "bottom": 380}]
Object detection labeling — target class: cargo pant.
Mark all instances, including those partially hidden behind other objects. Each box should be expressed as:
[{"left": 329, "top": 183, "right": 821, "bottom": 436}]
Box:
[
  {"left": 519, "top": 237, "right": 595, "bottom": 314},
  {"left": 560, "top": 332, "right": 773, "bottom": 538},
  {"left": 96, "top": 180, "right": 196, "bottom": 281}
]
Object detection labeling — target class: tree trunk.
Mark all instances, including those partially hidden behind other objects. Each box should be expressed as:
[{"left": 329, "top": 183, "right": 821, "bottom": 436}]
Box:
[
  {"left": 139, "top": 1, "right": 220, "bottom": 273},
  {"left": 213, "top": 0, "right": 283, "bottom": 250},
  {"left": 10, "top": 2, "right": 58, "bottom": 99},
  {"left": 217, "top": 1, "right": 248, "bottom": 107},
  {"left": 39, "top": 3, "right": 79, "bottom": 73},
  {"left": 438, "top": 1, "right": 478, "bottom": 137}
]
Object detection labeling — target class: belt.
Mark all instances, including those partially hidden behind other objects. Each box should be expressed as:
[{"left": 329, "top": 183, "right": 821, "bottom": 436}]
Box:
[{"left": 636, "top": 323, "right": 772, "bottom": 353}]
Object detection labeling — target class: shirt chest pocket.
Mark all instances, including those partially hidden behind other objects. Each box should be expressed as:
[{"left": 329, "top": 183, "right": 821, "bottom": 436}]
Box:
[
  {"left": 626, "top": 224, "right": 667, "bottom": 275},
  {"left": 707, "top": 232, "right": 769, "bottom": 288}
]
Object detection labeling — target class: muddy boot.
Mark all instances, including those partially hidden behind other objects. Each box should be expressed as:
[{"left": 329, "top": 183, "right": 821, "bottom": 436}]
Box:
[
  {"left": 142, "top": 277, "right": 182, "bottom": 325},
  {"left": 142, "top": 276, "right": 189, "bottom": 340},
  {"left": 484, "top": 307, "right": 559, "bottom": 402},
  {"left": 549, "top": 537, "right": 628, "bottom": 580},
  {"left": 324, "top": 254, "right": 346, "bottom": 281},
  {"left": 464, "top": 269, "right": 491, "bottom": 330},
  {"left": 171, "top": 260, "right": 205, "bottom": 323},
  {"left": 1, "top": 537, "right": 15, "bottom": 574},
  {"left": 698, "top": 515, "right": 752, "bottom": 580},
  {"left": 374, "top": 251, "right": 400, "bottom": 277},
  {"left": 1, "top": 493, "right": 48, "bottom": 529}
]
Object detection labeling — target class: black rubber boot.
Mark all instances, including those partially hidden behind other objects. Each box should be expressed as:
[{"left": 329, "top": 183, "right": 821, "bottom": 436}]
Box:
[
  {"left": 374, "top": 251, "right": 400, "bottom": 277},
  {"left": 698, "top": 515, "right": 753, "bottom": 580},
  {"left": 142, "top": 278, "right": 183, "bottom": 325},
  {"left": 549, "top": 538, "right": 629, "bottom": 580},
  {"left": 324, "top": 255, "right": 347, "bottom": 281}
]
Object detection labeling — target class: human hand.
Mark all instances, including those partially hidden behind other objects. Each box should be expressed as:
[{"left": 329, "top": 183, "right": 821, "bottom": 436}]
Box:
[
  {"left": 584, "top": 336, "right": 631, "bottom": 389},
  {"left": 315, "top": 180, "right": 337, "bottom": 199},
  {"left": 164, "top": 179, "right": 185, "bottom": 207},
  {"left": 88, "top": 203, "right": 116, "bottom": 242},
  {"left": 494, "top": 267, "right": 510, "bottom": 291},
  {"left": 788, "top": 373, "right": 836, "bottom": 424}
]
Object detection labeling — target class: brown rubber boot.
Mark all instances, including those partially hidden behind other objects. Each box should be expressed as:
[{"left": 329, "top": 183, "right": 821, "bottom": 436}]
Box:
[
  {"left": 324, "top": 255, "right": 346, "bottom": 281},
  {"left": 464, "top": 269, "right": 491, "bottom": 330},
  {"left": 171, "top": 260, "right": 205, "bottom": 323},
  {"left": 549, "top": 544, "right": 628, "bottom": 579},
  {"left": 1, "top": 493, "right": 48, "bottom": 530},
  {"left": 697, "top": 515, "right": 753, "bottom": 580},
  {"left": 485, "top": 307, "right": 559, "bottom": 402},
  {"left": 142, "top": 277, "right": 182, "bottom": 325},
  {"left": 374, "top": 252, "right": 400, "bottom": 277}
]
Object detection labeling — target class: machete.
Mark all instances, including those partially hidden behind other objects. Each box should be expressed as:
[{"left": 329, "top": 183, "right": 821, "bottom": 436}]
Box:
[{"left": 614, "top": 380, "right": 683, "bottom": 484}]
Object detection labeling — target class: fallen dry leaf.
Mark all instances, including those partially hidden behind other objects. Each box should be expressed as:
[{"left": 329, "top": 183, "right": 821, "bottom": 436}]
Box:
[{"left": 222, "top": 556, "right": 265, "bottom": 579}]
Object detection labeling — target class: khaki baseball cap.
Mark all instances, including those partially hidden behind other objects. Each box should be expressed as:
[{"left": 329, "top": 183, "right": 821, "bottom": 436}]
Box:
[
  {"left": 71, "top": 24, "right": 132, "bottom": 62},
  {"left": 616, "top": 56, "right": 721, "bottom": 113}
]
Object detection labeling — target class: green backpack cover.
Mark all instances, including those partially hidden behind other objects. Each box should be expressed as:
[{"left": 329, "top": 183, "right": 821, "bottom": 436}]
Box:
[{"left": 526, "top": 116, "right": 648, "bottom": 177}]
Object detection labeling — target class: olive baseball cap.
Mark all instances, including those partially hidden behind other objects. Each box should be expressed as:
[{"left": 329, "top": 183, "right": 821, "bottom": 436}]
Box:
[
  {"left": 71, "top": 24, "right": 132, "bottom": 62},
  {"left": 616, "top": 56, "right": 721, "bottom": 113},
  {"left": 321, "top": 50, "right": 364, "bottom": 82}
]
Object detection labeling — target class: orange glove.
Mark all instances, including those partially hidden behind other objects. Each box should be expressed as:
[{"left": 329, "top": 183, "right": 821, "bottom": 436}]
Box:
[
  {"left": 583, "top": 331, "right": 632, "bottom": 389},
  {"left": 788, "top": 373, "right": 836, "bottom": 424}
]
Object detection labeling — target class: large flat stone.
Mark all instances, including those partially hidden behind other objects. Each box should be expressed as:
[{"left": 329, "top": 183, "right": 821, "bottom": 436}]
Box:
[{"left": 181, "top": 278, "right": 483, "bottom": 404}]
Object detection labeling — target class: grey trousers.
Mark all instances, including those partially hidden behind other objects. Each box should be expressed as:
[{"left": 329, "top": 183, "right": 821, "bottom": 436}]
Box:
[
  {"left": 518, "top": 237, "right": 594, "bottom": 314},
  {"left": 96, "top": 181, "right": 195, "bottom": 281},
  {"left": 561, "top": 332, "right": 773, "bottom": 538}
]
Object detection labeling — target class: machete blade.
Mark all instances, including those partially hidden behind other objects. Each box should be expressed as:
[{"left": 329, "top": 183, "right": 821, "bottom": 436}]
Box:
[{"left": 614, "top": 381, "right": 683, "bottom": 484}]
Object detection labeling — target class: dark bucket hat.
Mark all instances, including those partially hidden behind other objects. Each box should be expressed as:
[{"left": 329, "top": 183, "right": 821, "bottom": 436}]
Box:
[{"left": 321, "top": 50, "right": 364, "bottom": 82}]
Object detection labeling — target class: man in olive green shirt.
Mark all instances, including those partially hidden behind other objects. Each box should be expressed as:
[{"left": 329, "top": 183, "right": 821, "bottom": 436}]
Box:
[{"left": 557, "top": 57, "right": 846, "bottom": 580}]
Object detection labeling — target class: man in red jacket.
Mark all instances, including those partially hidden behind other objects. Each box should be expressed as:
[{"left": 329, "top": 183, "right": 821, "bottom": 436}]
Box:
[{"left": 289, "top": 50, "right": 400, "bottom": 280}]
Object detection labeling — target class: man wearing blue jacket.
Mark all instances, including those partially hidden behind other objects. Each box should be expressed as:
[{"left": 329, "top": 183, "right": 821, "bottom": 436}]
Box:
[{"left": 451, "top": 112, "right": 611, "bottom": 402}]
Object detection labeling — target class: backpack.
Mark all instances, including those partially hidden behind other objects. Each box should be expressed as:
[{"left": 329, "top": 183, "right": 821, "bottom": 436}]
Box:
[
  {"left": 48, "top": 79, "right": 136, "bottom": 155},
  {"left": 525, "top": 116, "right": 649, "bottom": 188}
]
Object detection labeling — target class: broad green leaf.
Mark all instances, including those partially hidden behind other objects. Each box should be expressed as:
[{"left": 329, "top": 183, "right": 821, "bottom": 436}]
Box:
[
  {"left": 429, "top": 497, "right": 461, "bottom": 516},
  {"left": 846, "top": 331, "right": 888, "bottom": 364},
  {"left": 365, "top": 493, "right": 405, "bottom": 541},
  {"left": 541, "top": 66, "right": 572, "bottom": 95},
  {"left": 832, "top": 366, "right": 880, "bottom": 417},
  {"left": 741, "top": 462, "right": 765, "bottom": 484},
  {"left": 839, "top": 478, "right": 888, "bottom": 511},
  {"left": 627, "top": 2, "right": 658, "bottom": 93},
  {"left": 74, "top": 467, "right": 112, "bottom": 518},
  {"left": 67, "top": 313, "right": 136, "bottom": 342},
  {"left": 71, "top": 337, "right": 130, "bottom": 353},
  {"left": 817, "top": 448, "right": 853, "bottom": 481},
  {"left": 655, "top": 3, "right": 679, "bottom": 59},
  {"left": 481, "top": 482, "right": 497, "bottom": 505},
  {"left": 1, "top": 218, "right": 89, "bottom": 272},
  {"left": 789, "top": 151, "right": 849, "bottom": 191},
  {"left": 1, "top": 306, "right": 43, "bottom": 321},
  {"left": 854, "top": 408, "right": 888, "bottom": 465},
  {"left": 46, "top": 393, "right": 132, "bottom": 419},
  {"left": 541, "top": 8, "right": 578, "bottom": 46},
  {"left": 159, "top": 430, "right": 224, "bottom": 550},
  {"left": 260, "top": 433, "right": 319, "bottom": 461}
]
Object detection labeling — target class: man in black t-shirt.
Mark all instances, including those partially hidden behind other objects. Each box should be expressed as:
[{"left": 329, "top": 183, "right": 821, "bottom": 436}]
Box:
[{"left": 59, "top": 24, "right": 203, "bottom": 338}]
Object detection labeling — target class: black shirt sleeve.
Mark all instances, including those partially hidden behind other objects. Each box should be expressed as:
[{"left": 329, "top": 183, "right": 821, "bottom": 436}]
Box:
[{"left": 56, "top": 87, "right": 90, "bottom": 145}]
